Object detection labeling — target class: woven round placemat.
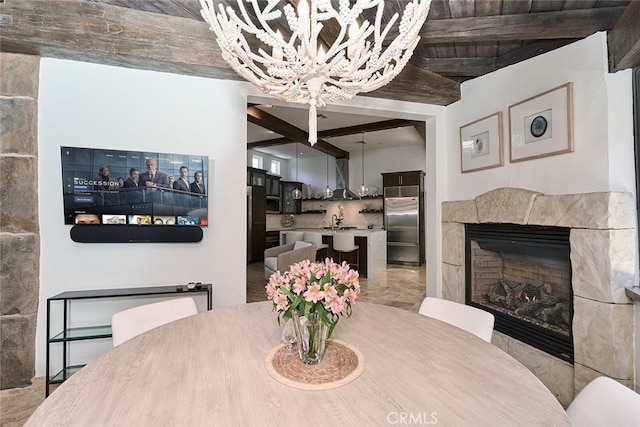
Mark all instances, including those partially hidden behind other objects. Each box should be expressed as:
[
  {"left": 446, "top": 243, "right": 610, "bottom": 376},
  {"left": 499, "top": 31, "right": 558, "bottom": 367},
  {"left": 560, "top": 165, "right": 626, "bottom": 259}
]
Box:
[{"left": 265, "top": 339, "right": 365, "bottom": 390}]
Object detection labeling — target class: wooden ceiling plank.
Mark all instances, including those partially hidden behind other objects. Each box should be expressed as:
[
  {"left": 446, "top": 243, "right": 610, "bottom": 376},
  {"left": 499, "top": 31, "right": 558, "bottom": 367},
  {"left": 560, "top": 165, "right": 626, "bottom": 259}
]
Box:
[
  {"left": 0, "top": 0, "right": 239, "bottom": 79},
  {"left": 362, "top": 64, "right": 460, "bottom": 106},
  {"left": 607, "top": 1, "right": 640, "bottom": 71},
  {"left": 422, "top": 57, "right": 497, "bottom": 77},
  {"left": 475, "top": 0, "right": 504, "bottom": 58},
  {"left": 496, "top": 39, "right": 579, "bottom": 69},
  {"left": 448, "top": 0, "right": 476, "bottom": 58},
  {"left": 420, "top": 7, "right": 627, "bottom": 43}
]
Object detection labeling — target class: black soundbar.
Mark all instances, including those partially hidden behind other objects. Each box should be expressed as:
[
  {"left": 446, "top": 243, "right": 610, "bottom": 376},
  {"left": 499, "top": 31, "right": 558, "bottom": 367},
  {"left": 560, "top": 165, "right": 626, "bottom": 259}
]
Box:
[{"left": 70, "top": 225, "right": 203, "bottom": 243}]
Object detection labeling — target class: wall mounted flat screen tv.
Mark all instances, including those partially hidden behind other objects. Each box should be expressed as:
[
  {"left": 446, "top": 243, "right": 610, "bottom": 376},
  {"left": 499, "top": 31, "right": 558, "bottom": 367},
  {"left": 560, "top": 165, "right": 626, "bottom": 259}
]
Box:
[{"left": 61, "top": 147, "right": 208, "bottom": 226}]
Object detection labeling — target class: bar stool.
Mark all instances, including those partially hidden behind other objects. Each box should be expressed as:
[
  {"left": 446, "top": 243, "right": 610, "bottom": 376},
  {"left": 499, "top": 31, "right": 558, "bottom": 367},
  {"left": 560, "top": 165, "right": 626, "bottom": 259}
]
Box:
[
  {"left": 332, "top": 233, "right": 359, "bottom": 270},
  {"left": 304, "top": 231, "right": 329, "bottom": 260}
]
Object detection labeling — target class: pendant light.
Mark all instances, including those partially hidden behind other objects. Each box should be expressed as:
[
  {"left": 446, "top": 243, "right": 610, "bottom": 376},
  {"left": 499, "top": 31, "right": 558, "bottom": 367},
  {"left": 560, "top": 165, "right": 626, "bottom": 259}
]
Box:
[
  {"left": 292, "top": 143, "right": 302, "bottom": 200},
  {"left": 323, "top": 138, "right": 334, "bottom": 199},
  {"left": 357, "top": 132, "right": 369, "bottom": 198}
]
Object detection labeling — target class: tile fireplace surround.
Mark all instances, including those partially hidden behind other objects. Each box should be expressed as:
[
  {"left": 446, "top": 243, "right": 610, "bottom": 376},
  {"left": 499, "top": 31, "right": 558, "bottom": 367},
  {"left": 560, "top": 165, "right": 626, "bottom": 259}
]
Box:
[{"left": 442, "top": 187, "right": 637, "bottom": 406}]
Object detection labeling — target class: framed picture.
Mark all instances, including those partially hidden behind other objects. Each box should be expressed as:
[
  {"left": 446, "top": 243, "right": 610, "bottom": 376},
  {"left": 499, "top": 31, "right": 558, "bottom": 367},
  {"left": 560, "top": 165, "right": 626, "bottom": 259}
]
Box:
[
  {"left": 460, "top": 112, "right": 503, "bottom": 173},
  {"left": 509, "top": 82, "right": 573, "bottom": 162}
]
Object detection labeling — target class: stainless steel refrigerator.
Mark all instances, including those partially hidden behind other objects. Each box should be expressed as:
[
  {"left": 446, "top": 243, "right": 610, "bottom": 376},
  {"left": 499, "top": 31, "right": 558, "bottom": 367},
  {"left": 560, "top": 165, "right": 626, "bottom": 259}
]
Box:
[{"left": 384, "top": 186, "right": 421, "bottom": 264}]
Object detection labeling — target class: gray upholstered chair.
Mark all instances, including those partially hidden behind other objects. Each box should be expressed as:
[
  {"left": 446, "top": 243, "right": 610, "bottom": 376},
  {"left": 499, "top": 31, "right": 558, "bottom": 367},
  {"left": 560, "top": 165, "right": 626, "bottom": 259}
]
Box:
[
  {"left": 566, "top": 376, "right": 640, "bottom": 427},
  {"left": 111, "top": 297, "right": 198, "bottom": 347},
  {"left": 264, "top": 240, "right": 317, "bottom": 280},
  {"left": 418, "top": 297, "right": 495, "bottom": 343}
]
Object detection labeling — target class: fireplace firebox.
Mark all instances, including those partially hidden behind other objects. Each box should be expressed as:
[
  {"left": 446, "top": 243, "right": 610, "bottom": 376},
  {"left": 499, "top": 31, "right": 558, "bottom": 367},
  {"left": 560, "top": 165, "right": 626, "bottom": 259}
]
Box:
[{"left": 465, "top": 223, "right": 573, "bottom": 363}]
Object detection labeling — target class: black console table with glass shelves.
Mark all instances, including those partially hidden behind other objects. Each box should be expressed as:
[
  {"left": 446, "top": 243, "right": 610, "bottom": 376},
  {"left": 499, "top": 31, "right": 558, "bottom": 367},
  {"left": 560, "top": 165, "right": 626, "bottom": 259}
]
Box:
[{"left": 45, "top": 284, "right": 212, "bottom": 397}]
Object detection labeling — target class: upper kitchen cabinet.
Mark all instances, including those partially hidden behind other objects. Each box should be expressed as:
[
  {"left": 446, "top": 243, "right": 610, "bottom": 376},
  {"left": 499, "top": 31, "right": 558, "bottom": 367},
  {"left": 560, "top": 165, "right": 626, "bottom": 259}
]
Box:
[
  {"left": 247, "top": 167, "right": 267, "bottom": 187},
  {"left": 265, "top": 174, "right": 280, "bottom": 197},
  {"left": 382, "top": 171, "right": 425, "bottom": 189},
  {"left": 266, "top": 174, "right": 281, "bottom": 213},
  {"left": 281, "top": 181, "right": 303, "bottom": 214}
]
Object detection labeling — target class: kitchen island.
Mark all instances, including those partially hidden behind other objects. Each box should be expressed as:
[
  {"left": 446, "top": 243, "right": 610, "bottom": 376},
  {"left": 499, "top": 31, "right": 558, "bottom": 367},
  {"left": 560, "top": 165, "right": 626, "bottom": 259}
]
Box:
[{"left": 276, "top": 228, "right": 386, "bottom": 278}]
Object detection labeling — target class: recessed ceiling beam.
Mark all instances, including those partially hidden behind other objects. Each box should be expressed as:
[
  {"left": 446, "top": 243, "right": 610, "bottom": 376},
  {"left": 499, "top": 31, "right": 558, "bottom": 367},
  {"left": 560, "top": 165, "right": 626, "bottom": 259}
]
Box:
[
  {"left": 317, "top": 119, "right": 414, "bottom": 139},
  {"left": 247, "top": 106, "right": 348, "bottom": 159}
]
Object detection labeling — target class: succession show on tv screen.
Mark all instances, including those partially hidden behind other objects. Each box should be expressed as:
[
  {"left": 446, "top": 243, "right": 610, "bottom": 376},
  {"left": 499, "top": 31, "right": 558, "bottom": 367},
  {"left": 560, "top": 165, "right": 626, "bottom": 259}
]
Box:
[{"left": 61, "top": 147, "right": 209, "bottom": 226}]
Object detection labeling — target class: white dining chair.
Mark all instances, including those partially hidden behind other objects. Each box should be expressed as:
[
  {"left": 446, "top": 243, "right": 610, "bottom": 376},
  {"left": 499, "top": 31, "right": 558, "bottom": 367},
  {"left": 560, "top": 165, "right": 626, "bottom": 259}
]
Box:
[
  {"left": 285, "top": 231, "right": 305, "bottom": 244},
  {"left": 332, "top": 233, "right": 359, "bottom": 270},
  {"left": 418, "top": 297, "right": 495, "bottom": 343},
  {"left": 111, "top": 297, "right": 198, "bottom": 346},
  {"left": 303, "top": 231, "right": 329, "bottom": 260},
  {"left": 565, "top": 376, "right": 640, "bottom": 427}
]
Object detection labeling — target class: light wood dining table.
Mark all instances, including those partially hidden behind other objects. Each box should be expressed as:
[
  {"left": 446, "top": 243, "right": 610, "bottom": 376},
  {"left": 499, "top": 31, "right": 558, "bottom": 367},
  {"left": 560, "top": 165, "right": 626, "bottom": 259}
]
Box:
[{"left": 26, "top": 301, "right": 571, "bottom": 426}]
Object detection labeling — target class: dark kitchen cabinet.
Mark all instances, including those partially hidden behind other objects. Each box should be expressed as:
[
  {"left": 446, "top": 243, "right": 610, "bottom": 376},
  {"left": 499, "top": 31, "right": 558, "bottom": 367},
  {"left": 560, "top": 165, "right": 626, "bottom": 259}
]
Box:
[
  {"left": 247, "top": 167, "right": 267, "bottom": 187},
  {"left": 281, "top": 181, "right": 303, "bottom": 214},
  {"left": 265, "top": 175, "right": 280, "bottom": 197},
  {"left": 265, "top": 174, "right": 281, "bottom": 213},
  {"left": 382, "top": 170, "right": 425, "bottom": 189},
  {"left": 265, "top": 231, "right": 280, "bottom": 249},
  {"left": 247, "top": 185, "right": 266, "bottom": 262}
]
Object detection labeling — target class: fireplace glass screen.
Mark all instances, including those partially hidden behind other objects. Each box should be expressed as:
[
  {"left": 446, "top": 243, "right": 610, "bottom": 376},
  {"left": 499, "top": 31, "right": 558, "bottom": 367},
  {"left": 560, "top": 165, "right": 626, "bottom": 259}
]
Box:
[{"left": 465, "top": 223, "right": 573, "bottom": 362}]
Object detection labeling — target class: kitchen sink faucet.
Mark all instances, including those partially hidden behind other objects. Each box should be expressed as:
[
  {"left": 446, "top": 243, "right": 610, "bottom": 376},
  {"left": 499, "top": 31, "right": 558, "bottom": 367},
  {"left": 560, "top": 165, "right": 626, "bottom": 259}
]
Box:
[{"left": 332, "top": 213, "right": 343, "bottom": 231}]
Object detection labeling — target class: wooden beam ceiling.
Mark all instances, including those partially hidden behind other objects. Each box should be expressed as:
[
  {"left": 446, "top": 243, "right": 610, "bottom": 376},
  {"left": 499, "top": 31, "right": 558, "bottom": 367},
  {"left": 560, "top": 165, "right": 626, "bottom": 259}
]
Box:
[
  {"left": 0, "top": 0, "right": 240, "bottom": 81},
  {"left": 418, "top": 7, "right": 627, "bottom": 44},
  {"left": 247, "top": 106, "right": 349, "bottom": 159},
  {"left": 247, "top": 109, "right": 421, "bottom": 158},
  {"left": 2, "top": 0, "right": 638, "bottom": 107},
  {"left": 0, "top": 0, "right": 459, "bottom": 106},
  {"left": 608, "top": 1, "right": 640, "bottom": 71}
]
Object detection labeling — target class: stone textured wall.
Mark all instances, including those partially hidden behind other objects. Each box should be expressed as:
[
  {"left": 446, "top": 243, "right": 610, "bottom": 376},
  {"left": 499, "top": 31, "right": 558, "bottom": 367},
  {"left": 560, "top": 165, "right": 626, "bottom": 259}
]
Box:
[
  {"left": 0, "top": 53, "right": 40, "bottom": 389},
  {"left": 442, "top": 188, "right": 637, "bottom": 407}
]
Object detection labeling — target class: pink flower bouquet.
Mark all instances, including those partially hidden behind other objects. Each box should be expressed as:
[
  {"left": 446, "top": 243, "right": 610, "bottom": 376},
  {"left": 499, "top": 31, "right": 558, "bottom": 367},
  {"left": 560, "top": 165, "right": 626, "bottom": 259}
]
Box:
[{"left": 266, "top": 258, "right": 361, "bottom": 338}]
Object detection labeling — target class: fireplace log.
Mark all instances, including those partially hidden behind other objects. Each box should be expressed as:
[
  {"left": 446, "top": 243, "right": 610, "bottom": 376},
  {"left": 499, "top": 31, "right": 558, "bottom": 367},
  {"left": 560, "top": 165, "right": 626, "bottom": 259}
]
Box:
[
  {"left": 540, "top": 303, "right": 567, "bottom": 325},
  {"left": 515, "top": 298, "right": 561, "bottom": 316}
]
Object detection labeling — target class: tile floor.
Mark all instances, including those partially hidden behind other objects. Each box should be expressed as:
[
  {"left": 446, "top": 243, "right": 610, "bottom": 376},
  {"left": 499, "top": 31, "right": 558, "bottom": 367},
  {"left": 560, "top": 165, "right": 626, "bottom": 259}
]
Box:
[{"left": 0, "top": 262, "right": 426, "bottom": 426}]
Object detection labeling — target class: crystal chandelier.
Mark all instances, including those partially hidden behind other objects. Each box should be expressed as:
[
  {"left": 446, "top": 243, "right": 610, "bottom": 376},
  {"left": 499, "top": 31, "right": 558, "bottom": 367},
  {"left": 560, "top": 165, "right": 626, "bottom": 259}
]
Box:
[{"left": 200, "top": 0, "right": 432, "bottom": 146}]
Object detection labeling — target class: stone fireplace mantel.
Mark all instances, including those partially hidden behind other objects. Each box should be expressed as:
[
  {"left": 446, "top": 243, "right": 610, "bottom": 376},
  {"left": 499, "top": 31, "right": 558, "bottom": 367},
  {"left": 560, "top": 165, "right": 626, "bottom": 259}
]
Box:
[{"left": 441, "top": 187, "right": 637, "bottom": 406}]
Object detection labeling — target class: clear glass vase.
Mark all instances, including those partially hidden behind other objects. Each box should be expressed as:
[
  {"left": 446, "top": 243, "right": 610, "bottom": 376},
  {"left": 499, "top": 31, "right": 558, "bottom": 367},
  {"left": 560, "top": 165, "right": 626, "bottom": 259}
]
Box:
[{"left": 291, "top": 311, "right": 328, "bottom": 365}]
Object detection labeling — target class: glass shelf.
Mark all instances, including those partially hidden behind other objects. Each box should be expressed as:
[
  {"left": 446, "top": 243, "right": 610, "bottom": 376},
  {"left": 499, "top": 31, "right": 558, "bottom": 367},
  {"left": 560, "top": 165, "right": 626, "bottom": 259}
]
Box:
[
  {"left": 50, "top": 365, "right": 85, "bottom": 384},
  {"left": 50, "top": 325, "right": 112, "bottom": 342}
]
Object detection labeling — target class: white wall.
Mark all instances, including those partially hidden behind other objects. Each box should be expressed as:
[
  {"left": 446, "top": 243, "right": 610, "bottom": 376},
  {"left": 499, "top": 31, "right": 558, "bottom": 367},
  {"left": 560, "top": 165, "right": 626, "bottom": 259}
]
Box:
[
  {"left": 37, "top": 59, "right": 250, "bottom": 375},
  {"left": 446, "top": 32, "right": 635, "bottom": 202},
  {"left": 35, "top": 32, "right": 634, "bottom": 376},
  {"left": 35, "top": 59, "right": 445, "bottom": 376}
]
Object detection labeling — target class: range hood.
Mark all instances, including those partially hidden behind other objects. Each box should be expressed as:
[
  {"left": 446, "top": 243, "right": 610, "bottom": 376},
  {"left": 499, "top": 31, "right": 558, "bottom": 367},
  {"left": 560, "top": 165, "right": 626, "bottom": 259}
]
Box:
[
  {"left": 329, "top": 188, "right": 360, "bottom": 201},
  {"left": 328, "top": 158, "right": 359, "bottom": 200}
]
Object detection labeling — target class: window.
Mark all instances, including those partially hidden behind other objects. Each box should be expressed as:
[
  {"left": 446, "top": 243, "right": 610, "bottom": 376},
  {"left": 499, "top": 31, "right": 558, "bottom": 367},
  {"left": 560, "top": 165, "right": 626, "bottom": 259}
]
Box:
[
  {"left": 271, "top": 160, "right": 281, "bottom": 175},
  {"left": 252, "top": 154, "right": 263, "bottom": 169}
]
